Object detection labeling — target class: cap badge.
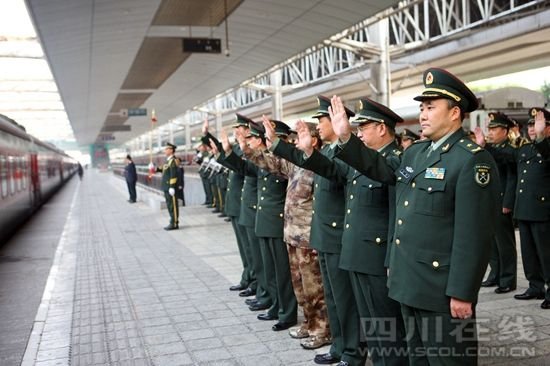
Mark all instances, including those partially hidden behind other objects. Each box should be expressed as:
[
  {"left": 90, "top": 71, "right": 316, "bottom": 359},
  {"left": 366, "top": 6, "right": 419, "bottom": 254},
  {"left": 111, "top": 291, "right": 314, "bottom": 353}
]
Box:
[
  {"left": 270, "top": 121, "right": 276, "bottom": 129},
  {"left": 359, "top": 100, "right": 364, "bottom": 110},
  {"left": 317, "top": 98, "right": 321, "bottom": 106},
  {"left": 489, "top": 113, "right": 495, "bottom": 120},
  {"left": 531, "top": 108, "right": 537, "bottom": 117},
  {"left": 425, "top": 72, "right": 434, "bottom": 85}
]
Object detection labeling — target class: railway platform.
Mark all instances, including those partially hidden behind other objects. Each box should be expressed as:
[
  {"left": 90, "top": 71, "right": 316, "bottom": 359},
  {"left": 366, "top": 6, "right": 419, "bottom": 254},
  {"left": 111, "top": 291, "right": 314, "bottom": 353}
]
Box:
[{"left": 2, "top": 170, "right": 550, "bottom": 365}]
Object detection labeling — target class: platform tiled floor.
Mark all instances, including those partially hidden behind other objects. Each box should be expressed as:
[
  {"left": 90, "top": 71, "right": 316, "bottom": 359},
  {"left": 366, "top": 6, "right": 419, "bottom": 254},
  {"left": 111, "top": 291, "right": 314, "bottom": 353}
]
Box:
[{"left": 20, "top": 170, "right": 550, "bottom": 365}]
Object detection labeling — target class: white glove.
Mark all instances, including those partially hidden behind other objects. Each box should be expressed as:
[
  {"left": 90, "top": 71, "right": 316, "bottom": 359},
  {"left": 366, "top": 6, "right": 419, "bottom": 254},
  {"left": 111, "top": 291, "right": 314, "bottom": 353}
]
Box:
[{"left": 168, "top": 188, "right": 175, "bottom": 196}]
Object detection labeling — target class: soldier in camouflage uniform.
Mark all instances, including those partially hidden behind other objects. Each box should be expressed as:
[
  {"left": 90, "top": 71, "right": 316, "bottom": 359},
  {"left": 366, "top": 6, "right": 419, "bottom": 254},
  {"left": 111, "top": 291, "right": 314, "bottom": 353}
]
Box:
[{"left": 243, "top": 117, "right": 330, "bottom": 349}]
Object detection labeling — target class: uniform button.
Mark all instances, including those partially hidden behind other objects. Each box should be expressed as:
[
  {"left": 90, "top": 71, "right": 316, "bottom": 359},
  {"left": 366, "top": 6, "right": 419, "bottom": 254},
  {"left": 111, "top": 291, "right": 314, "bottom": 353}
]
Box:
[
  {"left": 395, "top": 239, "right": 400, "bottom": 245},
  {"left": 262, "top": 187, "right": 266, "bottom": 191},
  {"left": 375, "top": 237, "right": 381, "bottom": 243},
  {"left": 264, "top": 177, "right": 268, "bottom": 181},
  {"left": 253, "top": 205, "right": 256, "bottom": 209},
  {"left": 353, "top": 180, "right": 357, "bottom": 185},
  {"left": 412, "top": 182, "right": 416, "bottom": 188},
  {"left": 523, "top": 170, "right": 527, "bottom": 173},
  {"left": 227, "top": 188, "right": 230, "bottom": 191},
  {"left": 398, "top": 177, "right": 402, "bottom": 181},
  {"left": 345, "top": 224, "right": 349, "bottom": 229},
  {"left": 313, "top": 197, "right": 315, "bottom": 201},
  {"left": 276, "top": 179, "right": 279, "bottom": 183},
  {"left": 258, "top": 206, "right": 262, "bottom": 210},
  {"left": 519, "top": 189, "right": 523, "bottom": 193},
  {"left": 526, "top": 161, "right": 530, "bottom": 165},
  {"left": 241, "top": 198, "right": 243, "bottom": 201},
  {"left": 432, "top": 261, "right": 440, "bottom": 268},
  {"left": 261, "top": 197, "right": 264, "bottom": 200},
  {"left": 398, "top": 219, "right": 403, "bottom": 225},
  {"left": 428, "top": 187, "right": 432, "bottom": 192},
  {"left": 332, "top": 222, "right": 337, "bottom": 227},
  {"left": 279, "top": 213, "right": 283, "bottom": 217},
  {"left": 315, "top": 183, "right": 318, "bottom": 188},
  {"left": 542, "top": 197, "right": 546, "bottom": 201},
  {"left": 350, "top": 194, "right": 354, "bottom": 199},
  {"left": 459, "top": 139, "right": 464, "bottom": 142},
  {"left": 241, "top": 188, "right": 244, "bottom": 192},
  {"left": 368, "top": 184, "right": 373, "bottom": 188},
  {"left": 404, "top": 201, "right": 409, "bottom": 206},
  {"left": 347, "top": 209, "right": 351, "bottom": 214},
  {"left": 312, "top": 210, "right": 315, "bottom": 214},
  {"left": 520, "top": 179, "right": 524, "bottom": 183}
]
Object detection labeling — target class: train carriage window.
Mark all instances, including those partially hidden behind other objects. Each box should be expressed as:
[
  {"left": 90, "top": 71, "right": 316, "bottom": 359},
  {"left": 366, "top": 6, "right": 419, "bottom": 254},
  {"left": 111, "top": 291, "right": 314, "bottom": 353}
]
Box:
[
  {"left": 16, "top": 157, "right": 22, "bottom": 192},
  {"left": 0, "top": 156, "right": 6, "bottom": 198},
  {"left": 21, "top": 157, "right": 27, "bottom": 190},
  {"left": 9, "top": 156, "right": 15, "bottom": 195}
]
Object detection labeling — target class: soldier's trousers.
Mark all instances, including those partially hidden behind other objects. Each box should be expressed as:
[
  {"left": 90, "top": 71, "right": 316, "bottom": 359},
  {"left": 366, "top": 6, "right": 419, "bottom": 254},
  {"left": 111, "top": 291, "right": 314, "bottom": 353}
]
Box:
[
  {"left": 231, "top": 217, "right": 255, "bottom": 289},
  {"left": 349, "top": 272, "right": 408, "bottom": 366},
  {"left": 244, "top": 226, "right": 270, "bottom": 306},
  {"left": 487, "top": 212, "right": 517, "bottom": 288},
  {"left": 257, "top": 237, "right": 297, "bottom": 323},
  {"left": 400, "top": 303, "right": 478, "bottom": 366},
  {"left": 164, "top": 192, "right": 179, "bottom": 226},
  {"left": 287, "top": 245, "right": 329, "bottom": 337},
  {"left": 518, "top": 220, "right": 550, "bottom": 300},
  {"left": 201, "top": 176, "right": 213, "bottom": 204},
  {"left": 319, "top": 252, "right": 365, "bottom": 366}
]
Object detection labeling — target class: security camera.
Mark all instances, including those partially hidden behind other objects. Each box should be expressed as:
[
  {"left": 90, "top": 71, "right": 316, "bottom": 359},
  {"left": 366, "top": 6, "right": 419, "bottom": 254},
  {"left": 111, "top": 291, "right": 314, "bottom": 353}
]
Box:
[{"left": 224, "top": 49, "right": 230, "bottom": 57}]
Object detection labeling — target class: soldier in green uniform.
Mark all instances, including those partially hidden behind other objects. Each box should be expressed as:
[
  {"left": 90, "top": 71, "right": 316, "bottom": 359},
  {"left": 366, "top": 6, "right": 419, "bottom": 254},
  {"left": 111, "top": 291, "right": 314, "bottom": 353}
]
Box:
[
  {"left": 156, "top": 142, "right": 180, "bottom": 230},
  {"left": 330, "top": 68, "right": 500, "bottom": 365},
  {"left": 475, "top": 112, "right": 518, "bottom": 293},
  {"left": 270, "top": 96, "right": 365, "bottom": 366},
  {"left": 400, "top": 128, "right": 420, "bottom": 150},
  {"left": 224, "top": 122, "right": 298, "bottom": 331},
  {"left": 513, "top": 108, "right": 550, "bottom": 309},
  {"left": 195, "top": 143, "right": 214, "bottom": 205},
  {"left": 290, "top": 98, "right": 408, "bottom": 365}
]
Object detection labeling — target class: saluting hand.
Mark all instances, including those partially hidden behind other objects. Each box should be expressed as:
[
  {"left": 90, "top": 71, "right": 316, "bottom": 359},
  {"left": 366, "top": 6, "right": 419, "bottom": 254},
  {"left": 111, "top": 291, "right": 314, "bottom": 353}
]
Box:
[
  {"left": 220, "top": 129, "right": 232, "bottom": 154},
  {"left": 202, "top": 118, "right": 209, "bottom": 135},
  {"left": 474, "top": 127, "right": 486, "bottom": 147},
  {"left": 294, "top": 120, "right": 314, "bottom": 157},
  {"left": 329, "top": 95, "right": 352, "bottom": 142},
  {"left": 534, "top": 111, "right": 547, "bottom": 139},
  {"left": 209, "top": 139, "right": 219, "bottom": 155},
  {"left": 262, "top": 115, "right": 276, "bottom": 148},
  {"left": 450, "top": 297, "right": 473, "bottom": 319}
]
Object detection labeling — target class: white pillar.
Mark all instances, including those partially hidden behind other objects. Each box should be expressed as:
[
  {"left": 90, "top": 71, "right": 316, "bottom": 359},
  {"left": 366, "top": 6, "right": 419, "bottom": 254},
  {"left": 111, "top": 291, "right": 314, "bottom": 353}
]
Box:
[
  {"left": 368, "top": 18, "right": 391, "bottom": 106},
  {"left": 271, "top": 69, "right": 283, "bottom": 120},
  {"left": 185, "top": 119, "right": 191, "bottom": 151},
  {"left": 169, "top": 121, "right": 174, "bottom": 144}
]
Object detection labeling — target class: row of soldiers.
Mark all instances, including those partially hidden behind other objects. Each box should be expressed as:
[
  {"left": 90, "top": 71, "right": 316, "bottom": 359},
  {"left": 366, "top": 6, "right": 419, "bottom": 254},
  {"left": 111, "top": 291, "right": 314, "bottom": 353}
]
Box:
[{"left": 192, "top": 68, "right": 549, "bottom": 366}]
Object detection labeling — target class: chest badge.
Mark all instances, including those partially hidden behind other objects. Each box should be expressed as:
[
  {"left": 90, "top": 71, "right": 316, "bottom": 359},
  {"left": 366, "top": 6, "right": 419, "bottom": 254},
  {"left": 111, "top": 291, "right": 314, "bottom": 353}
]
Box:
[
  {"left": 425, "top": 167, "right": 445, "bottom": 179},
  {"left": 474, "top": 164, "right": 491, "bottom": 187}
]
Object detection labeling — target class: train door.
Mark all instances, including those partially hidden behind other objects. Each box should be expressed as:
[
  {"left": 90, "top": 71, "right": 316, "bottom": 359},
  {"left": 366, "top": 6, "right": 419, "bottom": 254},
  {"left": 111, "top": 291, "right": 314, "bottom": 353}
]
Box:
[{"left": 30, "top": 153, "right": 41, "bottom": 207}]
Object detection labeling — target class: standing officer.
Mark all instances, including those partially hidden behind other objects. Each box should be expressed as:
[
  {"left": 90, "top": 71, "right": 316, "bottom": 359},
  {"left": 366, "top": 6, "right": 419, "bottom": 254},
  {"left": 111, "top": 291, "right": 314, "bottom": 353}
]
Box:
[
  {"left": 400, "top": 128, "right": 420, "bottom": 150},
  {"left": 292, "top": 98, "right": 408, "bottom": 366},
  {"left": 331, "top": 68, "right": 500, "bottom": 365},
  {"left": 271, "top": 96, "right": 365, "bottom": 366},
  {"left": 475, "top": 112, "right": 518, "bottom": 293},
  {"left": 156, "top": 142, "right": 180, "bottom": 230},
  {"left": 124, "top": 154, "right": 137, "bottom": 203},
  {"left": 513, "top": 108, "right": 550, "bottom": 309}
]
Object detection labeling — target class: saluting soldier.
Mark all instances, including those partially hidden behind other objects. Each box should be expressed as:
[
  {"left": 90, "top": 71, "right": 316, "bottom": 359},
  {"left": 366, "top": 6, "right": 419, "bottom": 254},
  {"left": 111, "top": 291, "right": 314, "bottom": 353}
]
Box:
[
  {"left": 223, "top": 122, "right": 298, "bottom": 331},
  {"left": 270, "top": 96, "right": 365, "bottom": 366},
  {"left": 331, "top": 68, "right": 500, "bottom": 365},
  {"left": 475, "top": 112, "right": 518, "bottom": 293},
  {"left": 400, "top": 128, "right": 420, "bottom": 150},
  {"left": 156, "top": 142, "right": 180, "bottom": 230},
  {"left": 291, "top": 98, "right": 408, "bottom": 366},
  {"left": 195, "top": 143, "right": 214, "bottom": 205},
  {"left": 513, "top": 108, "right": 550, "bottom": 309}
]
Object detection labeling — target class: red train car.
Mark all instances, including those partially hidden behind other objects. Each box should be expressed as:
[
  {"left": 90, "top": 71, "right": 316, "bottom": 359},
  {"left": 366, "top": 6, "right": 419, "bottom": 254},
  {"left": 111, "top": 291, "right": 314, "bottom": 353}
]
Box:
[{"left": 0, "top": 114, "right": 77, "bottom": 243}]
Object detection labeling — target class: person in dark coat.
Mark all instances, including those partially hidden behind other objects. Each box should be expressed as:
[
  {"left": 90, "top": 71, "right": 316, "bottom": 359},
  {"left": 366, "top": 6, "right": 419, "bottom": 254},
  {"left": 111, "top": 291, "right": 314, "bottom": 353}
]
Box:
[{"left": 124, "top": 155, "right": 137, "bottom": 203}]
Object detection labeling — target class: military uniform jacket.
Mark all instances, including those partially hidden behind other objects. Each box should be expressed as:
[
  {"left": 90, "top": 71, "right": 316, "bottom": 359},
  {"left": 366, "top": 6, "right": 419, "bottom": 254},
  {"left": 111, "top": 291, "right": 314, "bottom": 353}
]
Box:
[
  {"left": 514, "top": 138, "right": 550, "bottom": 222},
  {"left": 217, "top": 145, "right": 245, "bottom": 217},
  {"left": 303, "top": 142, "right": 401, "bottom": 275},
  {"left": 485, "top": 141, "right": 517, "bottom": 209},
  {"left": 273, "top": 140, "right": 346, "bottom": 254},
  {"left": 246, "top": 149, "right": 314, "bottom": 248},
  {"left": 337, "top": 130, "right": 500, "bottom": 313},
  {"left": 157, "top": 156, "right": 178, "bottom": 192},
  {"left": 224, "top": 151, "right": 287, "bottom": 238}
]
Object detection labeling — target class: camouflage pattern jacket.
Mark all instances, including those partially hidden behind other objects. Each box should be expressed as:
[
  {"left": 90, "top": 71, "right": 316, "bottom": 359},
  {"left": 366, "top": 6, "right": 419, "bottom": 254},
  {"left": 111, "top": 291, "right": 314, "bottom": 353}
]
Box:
[{"left": 246, "top": 149, "right": 314, "bottom": 248}]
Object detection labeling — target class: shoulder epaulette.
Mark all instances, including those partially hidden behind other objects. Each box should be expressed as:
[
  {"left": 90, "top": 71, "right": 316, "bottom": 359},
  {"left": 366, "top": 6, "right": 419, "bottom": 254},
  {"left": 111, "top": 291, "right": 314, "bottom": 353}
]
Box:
[
  {"left": 392, "top": 149, "right": 402, "bottom": 156},
  {"left": 413, "top": 139, "right": 430, "bottom": 145},
  {"left": 457, "top": 138, "right": 483, "bottom": 154}
]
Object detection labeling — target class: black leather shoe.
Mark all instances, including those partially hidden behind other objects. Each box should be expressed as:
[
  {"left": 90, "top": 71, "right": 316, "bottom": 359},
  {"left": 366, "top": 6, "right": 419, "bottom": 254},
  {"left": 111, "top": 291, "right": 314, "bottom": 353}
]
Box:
[
  {"left": 495, "top": 286, "right": 516, "bottom": 294},
  {"left": 541, "top": 300, "right": 550, "bottom": 309},
  {"left": 239, "top": 288, "right": 256, "bottom": 297},
  {"left": 249, "top": 302, "right": 270, "bottom": 311},
  {"left": 212, "top": 209, "right": 221, "bottom": 213},
  {"left": 257, "top": 313, "right": 278, "bottom": 321},
  {"left": 224, "top": 217, "right": 231, "bottom": 222},
  {"left": 481, "top": 280, "right": 497, "bottom": 287},
  {"left": 218, "top": 213, "right": 227, "bottom": 218},
  {"left": 164, "top": 224, "right": 178, "bottom": 231},
  {"left": 514, "top": 291, "right": 544, "bottom": 300},
  {"left": 272, "top": 321, "right": 297, "bottom": 331},
  {"left": 245, "top": 298, "right": 258, "bottom": 306},
  {"left": 229, "top": 284, "right": 246, "bottom": 291},
  {"left": 314, "top": 353, "right": 339, "bottom": 365}
]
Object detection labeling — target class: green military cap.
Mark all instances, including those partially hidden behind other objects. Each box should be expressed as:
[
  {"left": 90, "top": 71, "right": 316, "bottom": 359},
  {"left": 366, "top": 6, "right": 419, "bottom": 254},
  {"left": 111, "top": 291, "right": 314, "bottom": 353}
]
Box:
[
  {"left": 487, "top": 111, "right": 514, "bottom": 129},
  {"left": 232, "top": 113, "right": 253, "bottom": 128},
  {"left": 401, "top": 128, "right": 420, "bottom": 141},
  {"left": 269, "top": 120, "right": 294, "bottom": 136},
  {"left": 414, "top": 67, "right": 478, "bottom": 113},
  {"left": 165, "top": 142, "right": 177, "bottom": 151},
  {"left": 245, "top": 120, "right": 265, "bottom": 138},
  {"left": 527, "top": 107, "right": 550, "bottom": 125},
  {"left": 351, "top": 97, "right": 403, "bottom": 128},
  {"left": 311, "top": 95, "right": 355, "bottom": 119}
]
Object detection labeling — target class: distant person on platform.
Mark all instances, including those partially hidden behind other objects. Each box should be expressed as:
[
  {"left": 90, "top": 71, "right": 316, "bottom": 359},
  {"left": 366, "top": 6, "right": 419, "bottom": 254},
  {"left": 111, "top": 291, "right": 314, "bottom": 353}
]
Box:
[
  {"left": 77, "top": 163, "right": 83, "bottom": 180},
  {"left": 400, "top": 128, "right": 420, "bottom": 150},
  {"left": 156, "top": 143, "right": 180, "bottom": 230},
  {"left": 124, "top": 154, "right": 137, "bottom": 203}
]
